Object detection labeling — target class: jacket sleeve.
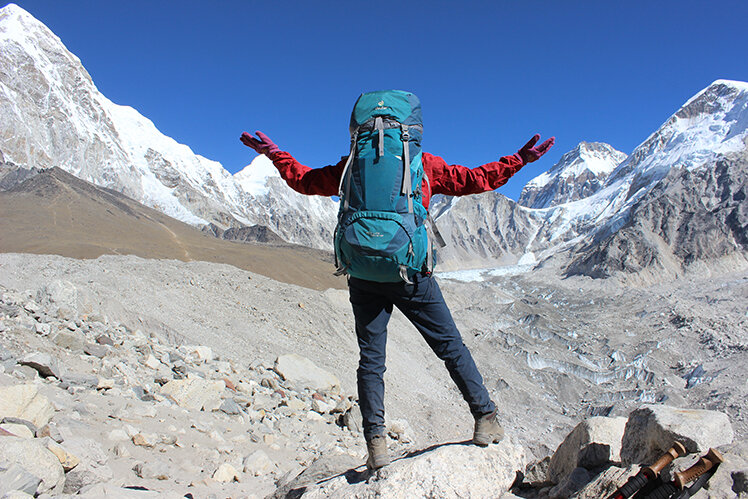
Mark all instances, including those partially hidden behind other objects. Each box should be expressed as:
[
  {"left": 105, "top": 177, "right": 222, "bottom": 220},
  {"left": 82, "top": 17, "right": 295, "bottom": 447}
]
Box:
[
  {"left": 267, "top": 151, "right": 346, "bottom": 197},
  {"left": 423, "top": 151, "right": 525, "bottom": 196}
]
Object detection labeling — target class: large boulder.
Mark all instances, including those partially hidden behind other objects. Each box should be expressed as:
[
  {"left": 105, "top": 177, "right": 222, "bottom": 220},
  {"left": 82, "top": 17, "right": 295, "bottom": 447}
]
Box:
[
  {"left": 274, "top": 354, "right": 341, "bottom": 393},
  {"left": 620, "top": 405, "right": 734, "bottom": 466},
  {"left": 0, "top": 384, "right": 55, "bottom": 427},
  {"left": 299, "top": 439, "right": 526, "bottom": 498},
  {"left": 159, "top": 375, "right": 224, "bottom": 411},
  {"left": 18, "top": 352, "right": 62, "bottom": 380},
  {"left": 0, "top": 436, "right": 65, "bottom": 495},
  {"left": 547, "top": 416, "right": 627, "bottom": 483}
]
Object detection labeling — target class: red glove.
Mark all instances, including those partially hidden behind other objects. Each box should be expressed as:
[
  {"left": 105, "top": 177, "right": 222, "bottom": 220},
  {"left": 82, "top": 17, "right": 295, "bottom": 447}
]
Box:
[
  {"left": 240, "top": 131, "right": 280, "bottom": 157},
  {"left": 516, "top": 134, "right": 555, "bottom": 164}
]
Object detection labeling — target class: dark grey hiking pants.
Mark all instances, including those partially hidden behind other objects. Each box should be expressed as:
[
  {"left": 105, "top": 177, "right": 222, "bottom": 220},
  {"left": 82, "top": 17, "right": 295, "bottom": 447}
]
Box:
[{"left": 348, "top": 273, "right": 495, "bottom": 441}]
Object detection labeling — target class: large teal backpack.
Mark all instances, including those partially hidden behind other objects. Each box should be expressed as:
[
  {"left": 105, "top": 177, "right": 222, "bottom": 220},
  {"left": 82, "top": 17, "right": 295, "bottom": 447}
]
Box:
[{"left": 334, "top": 90, "right": 435, "bottom": 283}]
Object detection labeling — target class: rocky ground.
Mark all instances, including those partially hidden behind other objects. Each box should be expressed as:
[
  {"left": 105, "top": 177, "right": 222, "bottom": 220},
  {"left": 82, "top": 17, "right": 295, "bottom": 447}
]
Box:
[{"left": 0, "top": 252, "right": 746, "bottom": 497}]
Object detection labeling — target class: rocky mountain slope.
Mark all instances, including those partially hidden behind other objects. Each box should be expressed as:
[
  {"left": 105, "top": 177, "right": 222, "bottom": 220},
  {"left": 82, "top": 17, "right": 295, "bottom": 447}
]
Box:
[
  {"left": 432, "top": 80, "right": 748, "bottom": 277},
  {"left": 0, "top": 253, "right": 745, "bottom": 497},
  {"left": 519, "top": 142, "right": 627, "bottom": 209},
  {"left": 566, "top": 149, "right": 748, "bottom": 281},
  {"left": 0, "top": 166, "right": 342, "bottom": 291},
  {"left": 0, "top": 4, "right": 337, "bottom": 250}
]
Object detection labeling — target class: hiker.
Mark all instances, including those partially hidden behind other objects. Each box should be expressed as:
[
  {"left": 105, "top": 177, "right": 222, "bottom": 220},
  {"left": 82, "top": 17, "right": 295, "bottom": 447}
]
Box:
[{"left": 240, "top": 90, "right": 554, "bottom": 470}]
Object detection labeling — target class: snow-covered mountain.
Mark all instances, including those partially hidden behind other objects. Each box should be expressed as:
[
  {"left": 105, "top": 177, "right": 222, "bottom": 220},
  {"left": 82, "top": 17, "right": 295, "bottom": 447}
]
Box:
[
  {"left": 433, "top": 80, "right": 748, "bottom": 275},
  {"left": 1, "top": 4, "right": 746, "bottom": 280},
  {"left": 518, "top": 142, "right": 627, "bottom": 209},
  {"left": 0, "top": 4, "right": 337, "bottom": 250}
]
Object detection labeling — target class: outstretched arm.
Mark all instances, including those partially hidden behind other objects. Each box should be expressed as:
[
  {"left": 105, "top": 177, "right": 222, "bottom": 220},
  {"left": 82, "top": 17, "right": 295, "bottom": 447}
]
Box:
[
  {"left": 240, "top": 131, "right": 344, "bottom": 197},
  {"left": 426, "top": 134, "right": 555, "bottom": 196}
]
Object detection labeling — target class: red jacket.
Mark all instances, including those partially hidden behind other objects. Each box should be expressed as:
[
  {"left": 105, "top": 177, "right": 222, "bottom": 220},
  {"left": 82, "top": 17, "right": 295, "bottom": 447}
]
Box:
[{"left": 267, "top": 150, "right": 526, "bottom": 209}]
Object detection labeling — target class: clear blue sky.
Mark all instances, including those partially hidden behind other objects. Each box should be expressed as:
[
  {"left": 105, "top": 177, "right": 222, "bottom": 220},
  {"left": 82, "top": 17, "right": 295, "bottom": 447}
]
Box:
[{"left": 7, "top": 1, "right": 748, "bottom": 199}]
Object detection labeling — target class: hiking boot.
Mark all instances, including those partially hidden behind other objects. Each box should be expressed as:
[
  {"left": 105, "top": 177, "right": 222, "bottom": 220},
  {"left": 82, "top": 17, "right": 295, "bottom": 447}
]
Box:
[
  {"left": 473, "top": 409, "right": 505, "bottom": 446},
  {"left": 365, "top": 434, "right": 390, "bottom": 470}
]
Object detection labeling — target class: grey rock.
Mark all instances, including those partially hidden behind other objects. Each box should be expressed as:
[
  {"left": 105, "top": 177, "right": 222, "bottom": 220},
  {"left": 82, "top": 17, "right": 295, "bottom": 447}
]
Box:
[
  {"left": 1, "top": 417, "right": 37, "bottom": 436},
  {"left": 244, "top": 449, "right": 277, "bottom": 477},
  {"left": 575, "top": 465, "right": 643, "bottom": 499},
  {"left": 620, "top": 405, "right": 734, "bottom": 466},
  {"left": 0, "top": 384, "right": 55, "bottom": 427},
  {"left": 160, "top": 376, "right": 224, "bottom": 411},
  {"left": 548, "top": 466, "right": 591, "bottom": 499},
  {"left": 82, "top": 343, "right": 107, "bottom": 358},
  {"left": 219, "top": 398, "right": 242, "bottom": 415},
  {"left": 133, "top": 461, "right": 171, "bottom": 480},
  {"left": 94, "top": 334, "right": 114, "bottom": 346},
  {"left": 59, "top": 436, "right": 113, "bottom": 494},
  {"left": 274, "top": 354, "right": 341, "bottom": 393},
  {"left": 547, "top": 416, "right": 627, "bottom": 483},
  {"left": 9, "top": 365, "right": 39, "bottom": 380},
  {"left": 52, "top": 332, "right": 84, "bottom": 351},
  {"left": 342, "top": 404, "right": 362, "bottom": 434},
  {"left": 63, "top": 373, "right": 99, "bottom": 389},
  {"left": 0, "top": 464, "right": 41, "bottom": 496},
  {"left": 1, "top": 436, "right": 65, "bottom": 495},
  {"left": 18, "top": 352, "right": 62, "bottom": 379},
  {"left": 271, "top": 454, "right": 358, "bottom": 498},
  {"left": 301, "top": 439, "right": 526, "bottom": 498}
]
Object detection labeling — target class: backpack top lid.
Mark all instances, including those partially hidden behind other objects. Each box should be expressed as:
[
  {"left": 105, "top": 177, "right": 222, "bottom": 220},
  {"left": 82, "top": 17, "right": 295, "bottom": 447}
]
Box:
[{"left": 349, "top": 90, "right": 422, "bottom": 135}]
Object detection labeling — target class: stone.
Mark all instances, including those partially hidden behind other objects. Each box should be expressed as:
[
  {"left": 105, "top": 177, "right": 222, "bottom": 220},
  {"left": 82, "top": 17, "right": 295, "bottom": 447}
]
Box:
[
  {"left": 212, "top": 463, "right": 240, "bottom": 482},
  {"left": 107, "top": 429, "right": 130, "bottom": 441},
  {"left": 36, "top": 423, "right": 63, "bottom": 443},
  {"left": 18, "top": 352, "right": 62, "bottom": 379},
  {"left": 35, "top": 322, "right": 52, "bottom": 336},
  {"left": 52, "top": 331, "right": 84, "bottom": 350},
  {"left": 96, "top": 378, "right": 115, "bottom": 390},
  {"left": 311, "top": 398, "right": 332, "bottom": 414},
  {"left": 36, "top": 280, "right": 76, "bottom": 306},
  {"left": 58, "top": 436, "right": 113, "bottom": 494},
  {"left": 273, "top": 454, "right": 360, "bottom": 498},
  {"left": 573, "top": 465, "right": 640, "bottom": 499},
  {"left": 1, "top": 436, "right": 65, "bottom": 495},
  {"left": 548, "top": 466, "right": 592, "bottom": 499},
  {"left": 160, "top": 376, "right": 224, "bottom": 411},
  {"left": 0, "top": 385, "right": 55, "bottom": 427},
  {"left": 243, "top": 450, "right": 275, "bottom": 476},
  {"left": 95, "top": 334, "right": 114, "bottom": 346},
  {"left": 547, "top": 416, "right": 627, "bottom": 483},
  {"left": 44, "top": 439, "right": 80, "bottom": 472},
  {"left": 132, "top": 432, "right": 159, "bottom": 447},
  {"left": 4, "top": 491, "right": 35, "bottom": 498},
  {"left": 219, "top": 398, "right": 242, "bottom": 415},
  {"left": 620, "top": 405, "right": 734, "bottom": 466},
  {"left": 274, "top": 354, "right": 341, "bottom": 393},
  {"left": 0, "top": 422, "right": 34, "bottom": 438},
  {"left": 83, "top": 343, "right": 107, "bottom": 358},
  {"left": 302, "top": 438, "right": 526, "bottom": 498},
  {"left": 0, "top": 464, "right": 41, "bottom": 496},
  {"left": 63, "top": 373, "right": 99, "bottom": 389},
  {"left": 342, "top": 405, "right": 362, "bottom": 433},
  {"left": 143, "top": 354, "right": 161, "bottom": 370},
  {"left": 387, "top": 419, "right": 415, "bottom": 444},
  {"left": 133, "top": 461, "right": 170, "bottom": 480}
]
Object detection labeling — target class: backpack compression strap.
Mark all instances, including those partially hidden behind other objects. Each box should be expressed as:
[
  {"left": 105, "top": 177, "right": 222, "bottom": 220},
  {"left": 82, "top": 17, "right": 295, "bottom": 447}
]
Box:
[
  {"left": 401, "top": 124, "right": 413, "bottom": 214},
  {"left": 338, "top": 129, "right": 359, "bottom": 213}
]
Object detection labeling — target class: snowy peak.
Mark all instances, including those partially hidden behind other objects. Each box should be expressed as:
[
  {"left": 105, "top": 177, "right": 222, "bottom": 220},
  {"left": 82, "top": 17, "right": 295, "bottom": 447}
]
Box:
[
  {"left": 233, "top": 155, "right": 281, "bottom": 197},
  {"left": 606, "top": 79, "right": 748, "bottom": 196},
  {"left": 518, "top": 141, "right": 626, "bottom": 209},
  {"left": 0, "top": 4, "right": 338, "bottom": 249}
]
